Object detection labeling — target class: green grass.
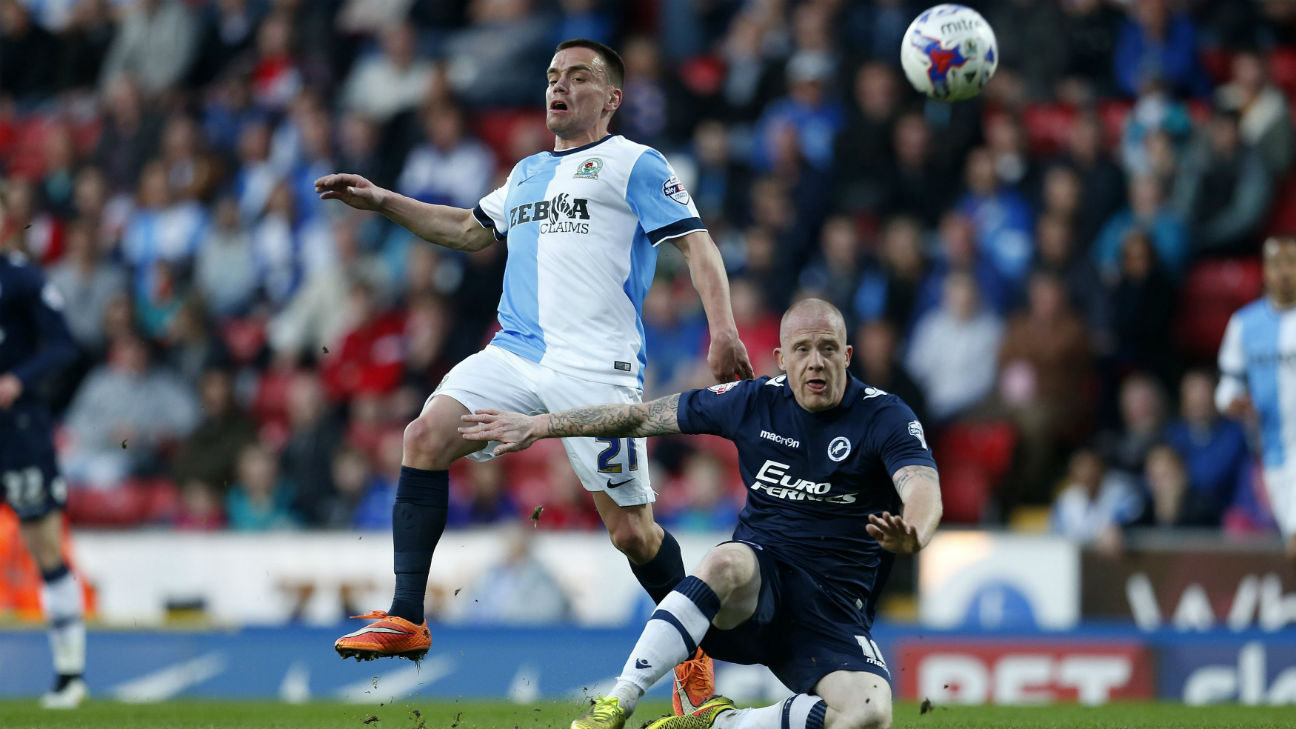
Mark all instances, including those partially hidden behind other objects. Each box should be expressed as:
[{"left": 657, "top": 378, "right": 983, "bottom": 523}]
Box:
[{"left": 0, "top": 700, "right": 1292, "bottom": 729}]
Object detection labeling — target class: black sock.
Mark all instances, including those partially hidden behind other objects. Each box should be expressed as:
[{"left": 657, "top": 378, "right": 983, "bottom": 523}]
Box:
[
  {"left": 388, "top": 466, "right": 449, "bottom": 623},
  {"left": 630, "top": 528, "right": 686, "bottom": 604}
]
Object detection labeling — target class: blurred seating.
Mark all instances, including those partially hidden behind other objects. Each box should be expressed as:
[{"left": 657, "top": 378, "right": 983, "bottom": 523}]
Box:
[
  {"left": 933, "top": 420, "right": 1017, "bottom": 524},
  {"left": 1097, "top": 99, "right": 1133, "bottom": 150},
  {"left": 251, "top": 369, "right": 296, "bottom": 446},
  {"left": 1020, "top": 104, "right": 1076, "bottom": 158},
  {"left": 471, "top": 109, "right": 547, "bottom": 167},
  {"left": 936, "top": 461, "right": 992, "bottom": 524},
  {"left": 1265, "top": 172, "right": 1296, "bottom": 237},
  {"left": 1198, "top": 47, "right": 1234, "bottom": 86},
  {"left": 1268, "top": 46, "right": 1296, "bottom": 96},
  {"left": 1173, "top": 258, "right": 1264, "bottom": 359},
  {"left": 221, "top": 316, "right": 269, "bottom": 365},
  {"left": 6, "top": 116, "right": 58, "bottom": 179},
  {"left": 65, "top": 478, "right": 180, "bottom": 527},
  {"left": 1008, "top": 505, "right": 1052, "bottom": 533}
]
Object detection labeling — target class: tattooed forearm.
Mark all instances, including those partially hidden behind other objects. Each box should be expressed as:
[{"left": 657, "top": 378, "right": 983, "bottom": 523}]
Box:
[
  {"left": 892, "top": 465, "right": 938, "bottom": 501},
  {"left": 892, "top": 464, "right": 943, "bottom": 549},
  {"left": 544, "top": 394, "right": 683, "bottom": 439}
]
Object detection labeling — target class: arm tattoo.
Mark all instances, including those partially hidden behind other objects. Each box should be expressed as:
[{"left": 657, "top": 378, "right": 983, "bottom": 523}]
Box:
[
  {"left": 545, "top": 394, "right": 683, "bottom": 439},
  {"left": 892, "top": 465, "right": 938, "bottom": 501}
]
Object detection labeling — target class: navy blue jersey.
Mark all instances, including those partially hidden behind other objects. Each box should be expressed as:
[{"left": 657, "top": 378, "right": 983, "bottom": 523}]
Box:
[
  {"left": 0, "top": 252, "right": 78, "bottom": 411},
  {"left": 676, "top": 374, "right": 936, "bottom": 625}
]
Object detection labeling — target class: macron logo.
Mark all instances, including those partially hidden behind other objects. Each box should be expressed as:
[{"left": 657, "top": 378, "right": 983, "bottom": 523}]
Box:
[{"left": 760, "top": 430, "right": 800, "bottom": 449}]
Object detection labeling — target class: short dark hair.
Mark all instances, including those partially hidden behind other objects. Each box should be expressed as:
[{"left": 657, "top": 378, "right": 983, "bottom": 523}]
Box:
[{"left": 555, "top": 38, "right": 625, "bottom": 88}]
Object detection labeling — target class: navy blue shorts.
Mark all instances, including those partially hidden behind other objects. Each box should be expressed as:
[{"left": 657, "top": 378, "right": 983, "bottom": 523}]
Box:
[
  {"left": 0, "top": 407, "right": 66, "bottom": 521},
  {"left": 699, "top": 540, "right": 891, "bottom": 694}
]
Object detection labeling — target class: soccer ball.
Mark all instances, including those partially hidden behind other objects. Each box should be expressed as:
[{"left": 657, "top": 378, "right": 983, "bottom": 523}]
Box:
[{"left": 900, "top": 4, "right": 999, "bottom": 102}]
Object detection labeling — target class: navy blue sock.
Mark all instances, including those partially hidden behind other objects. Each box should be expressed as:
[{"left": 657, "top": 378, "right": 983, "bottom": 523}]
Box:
[
  {"left": 41, "top": 564, "right": 70, "bottom": 583},
  {"left": 630, "top": 529, "right": 686, "bottom": 604},
  {"left": 388, "top": 466, "right": 449, "bottom": 623}
]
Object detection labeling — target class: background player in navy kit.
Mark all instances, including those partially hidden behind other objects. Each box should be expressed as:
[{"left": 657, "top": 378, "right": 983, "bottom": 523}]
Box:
[
  {"left": 462, "top": 298, "right": 942, "bottom": 729},
  {"left": 0, "top": 223, "right": 86, "bottom": 708}
]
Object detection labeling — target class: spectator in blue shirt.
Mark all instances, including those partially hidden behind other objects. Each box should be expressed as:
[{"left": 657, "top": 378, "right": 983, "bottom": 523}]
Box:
[
  {"left": 1163, "top": 369, "right": 1250, "bottom": 524},
  {"left": 1113, "top": 0, "right": 1211, "bottom": 98},
  {"left": 227, "top": 443, "right": 300, "bottom": 530},
  {"left": 914, "top": 211, "right": 1014, "bottom": 322},
  {"left": 642, "top": 283, "right": 707, "bottom": 396},
  {"left": 750, "top": 51, "right": 845, "bottom": 172},
  {"left": 957, "top": 147, "right": 1033, "bottom": 287},
  {"left": 1093, "top": 174, "right": 1189, "bottom": 279},
  {"left": 447, "top": 460, "right": 518, "bottom": 527}
]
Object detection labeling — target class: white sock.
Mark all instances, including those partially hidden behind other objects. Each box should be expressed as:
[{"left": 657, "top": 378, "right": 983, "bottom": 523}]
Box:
[
  {"left": 714, "top": 695, "right": 826, "bottom": 729},
  {"left": 617, "top": 577, "right": 720, "bottom": 698},
  {"left": 610, "top": 680, "right": 644, "bottom": 715},
  {"left": 41, "top": 567, "right": 86, "bottom": 676}
]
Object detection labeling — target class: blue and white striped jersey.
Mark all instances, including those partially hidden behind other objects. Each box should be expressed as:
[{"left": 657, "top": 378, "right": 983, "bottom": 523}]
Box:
[
  {"left": 472, "top": 135, "right": 703, "bottom": 389},
  {"left": 1216, "top": 298, "right": 1296, "bottom": 468}
]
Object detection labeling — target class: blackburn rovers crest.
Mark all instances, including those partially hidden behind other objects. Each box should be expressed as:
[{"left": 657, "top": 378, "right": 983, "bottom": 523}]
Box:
[{"left": 575, "top": 157, "right": 603, "bottom": 179}]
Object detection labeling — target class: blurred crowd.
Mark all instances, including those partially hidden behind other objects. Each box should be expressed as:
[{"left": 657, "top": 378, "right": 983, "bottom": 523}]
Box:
[{"left": 2, "top": 0, "right": 1295, "bottom": 542}]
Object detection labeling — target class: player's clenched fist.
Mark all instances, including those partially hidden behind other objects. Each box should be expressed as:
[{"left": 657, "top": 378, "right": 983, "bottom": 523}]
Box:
[{"left": 314, "top": 173, "right": 385, "bottom": 212}]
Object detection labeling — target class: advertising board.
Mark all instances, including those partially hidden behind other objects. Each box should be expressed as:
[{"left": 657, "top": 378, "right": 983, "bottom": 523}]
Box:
[
  {"left": 1079, "top": 549, "right": 1296, "bottom": 631},
  {"left": 894, "top": 639, "right": 1154, "bottom": 705}
]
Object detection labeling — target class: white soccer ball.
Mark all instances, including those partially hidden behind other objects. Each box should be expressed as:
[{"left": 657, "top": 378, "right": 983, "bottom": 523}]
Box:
[{"left": 900, "top": 4, "right": 999, "bottom": 102}]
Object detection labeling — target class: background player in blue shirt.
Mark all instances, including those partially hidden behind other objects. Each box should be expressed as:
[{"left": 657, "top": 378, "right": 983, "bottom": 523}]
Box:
[
  {"left": 461, "top": 298, "right": 943, "bottom": 729},
  {"left": 0, "top": 230, "right": 86, "bottom": 708},
  {"left": 1217, "top": 236, "right": 1296, "bottom": 562}
]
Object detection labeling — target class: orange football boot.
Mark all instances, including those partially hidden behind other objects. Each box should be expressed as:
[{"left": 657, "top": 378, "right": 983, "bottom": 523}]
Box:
[
  {"left": 334, "top": 610, "right": 431, "bottom": 661},
  {"left": 671, "top": 647, "right": 716, "bottom": 715}
]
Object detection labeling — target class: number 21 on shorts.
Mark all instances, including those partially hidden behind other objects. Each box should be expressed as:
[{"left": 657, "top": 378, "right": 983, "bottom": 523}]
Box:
[{"left": 595, "top": 437, "right": 639, "bottom": 474}]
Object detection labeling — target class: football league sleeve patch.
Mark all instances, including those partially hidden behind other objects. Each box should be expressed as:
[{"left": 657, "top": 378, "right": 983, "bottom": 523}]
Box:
[
  {"left": 872, "top": 399, "right": 939, "bottom": 474},
  {"left": 624, "top": 149, "right": 705, "bottom": 246},
  {"left": 675, "top": 379, "right": 756, "bottom": 438}
]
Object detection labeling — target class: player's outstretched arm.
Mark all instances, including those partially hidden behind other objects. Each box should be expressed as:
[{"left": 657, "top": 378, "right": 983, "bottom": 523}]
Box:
[
  {"left": 672, "top": 232, "right": 754, "bottom": 382},
  {"left": 867, "top": 465, "right": 943, "bottom": 554},
  {"left": 460, "top": 395, "right": 683, "bottom": 456},
  {"left": 314, "top": 173, "right": 496, "bottom": 252}
]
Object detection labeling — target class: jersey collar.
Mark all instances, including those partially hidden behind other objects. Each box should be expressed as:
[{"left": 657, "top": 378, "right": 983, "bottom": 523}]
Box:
[{"left": 549, "top": 134, "right": 616, "bottom": 157}]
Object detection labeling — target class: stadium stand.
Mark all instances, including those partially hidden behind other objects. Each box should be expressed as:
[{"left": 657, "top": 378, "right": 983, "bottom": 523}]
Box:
[{"left": 0, "top": 0, "right": 1291, "bottom": 549}]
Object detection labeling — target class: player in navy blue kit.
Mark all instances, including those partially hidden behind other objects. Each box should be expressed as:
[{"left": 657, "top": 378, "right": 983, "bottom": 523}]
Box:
[
  {"left": 461, "top": 298, "right": 943, "bottom": 729},
  {"left": 0, "top": 238, "right": 86, "bottom": 708}
]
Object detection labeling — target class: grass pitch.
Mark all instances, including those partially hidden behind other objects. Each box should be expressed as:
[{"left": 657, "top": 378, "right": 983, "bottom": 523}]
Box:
[{"left": 0, "top": 699, "right": 1292, "bottom": 729}]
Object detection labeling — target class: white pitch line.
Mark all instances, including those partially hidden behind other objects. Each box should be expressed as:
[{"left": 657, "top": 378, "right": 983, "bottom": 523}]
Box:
[
  {"left": 279, "top": 660, "right": 311, "bottom": 704},
  {"left": 334, "top": 654, "right": 456, "bottom": 703},
  {"left": 110, "top": 652, "right": 229, "bottom": 703}
]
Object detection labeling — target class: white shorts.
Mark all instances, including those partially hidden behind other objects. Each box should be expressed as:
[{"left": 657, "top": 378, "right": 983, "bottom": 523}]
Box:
[
  {"left": 1263, "top": 464, "right": 1296, "bottom": 537},
  {"left": 431, "top": 345, "right": 653, "bottom": 507}
]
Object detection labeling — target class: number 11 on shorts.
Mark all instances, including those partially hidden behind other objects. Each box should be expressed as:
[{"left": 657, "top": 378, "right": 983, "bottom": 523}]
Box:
[{"left": 855, "top": 635, "right": 887, "bottom": 668}]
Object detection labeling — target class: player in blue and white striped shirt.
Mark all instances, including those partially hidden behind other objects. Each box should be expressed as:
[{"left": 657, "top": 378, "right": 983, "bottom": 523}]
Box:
[
  {"left": 316, "top": 40, "right": 753, "bottom": 700},
  {"left": 1217, "top": 236, "right": 1296, "bottom": 561}
]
